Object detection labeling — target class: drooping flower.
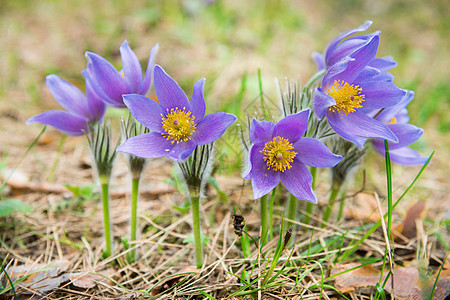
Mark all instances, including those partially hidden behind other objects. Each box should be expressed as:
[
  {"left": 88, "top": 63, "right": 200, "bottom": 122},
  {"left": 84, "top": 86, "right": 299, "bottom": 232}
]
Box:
[
  {"left": 312, "top": 20, "right": 397, "bottom": 73},
  {"left": 313, "top": 32, "right": 405, "bottom": 148},
  {"left": 243, "top": 109, "right": 342, "bottom": 203},
  {"left": 371, "top": 91, "right": 427, "bottom": 165},
  {"left": 117, "top": 65, "right": 237, "bottom": 161},
  {"left": 84, "top": 40, "right": 159, "bottom": 108},
  {"left": 26, "top": 74, "right": 106, "bottom": 136}
]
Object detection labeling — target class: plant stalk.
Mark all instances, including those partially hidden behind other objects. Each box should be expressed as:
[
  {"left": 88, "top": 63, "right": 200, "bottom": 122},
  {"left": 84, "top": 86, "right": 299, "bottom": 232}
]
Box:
[
  {"left": 304, "top": 167, "right": 317, "bottom": 227},
  {"left": 322, "top": 181, "right": 341, "bottom": 227},
  {"left": 187, "top": 185, "right": 203, "bottom": 268},
  {"left": 286, "top": 194, "right": 297, "bottom": 229},
  {"left": 260, "top": 194, "right": 268, "bottom": 246},
  {"left": 101, "top": 181, "right": 112, "bottom": 257},
  {"left": 129, "top": 177, "right": 140, "bottom": 261}
]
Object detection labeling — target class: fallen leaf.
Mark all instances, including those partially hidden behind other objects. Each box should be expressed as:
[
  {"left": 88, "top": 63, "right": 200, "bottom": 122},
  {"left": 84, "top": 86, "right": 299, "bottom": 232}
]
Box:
[
  {"left": 151, "top": 266, "right": 198, "bottom": 296},
  {"left": 346, "top": 193, "right": 383, "bottom": 222},
  {"left": 333, "top": 263, "right": 422, "bottom": 298},
  {"left": 69, "top": 273, "right": 106, "bottom": 289},
  {"left": 400, "top": 200, "right": 426, "bottom": 239},
  {"left": 7, "top": 260, "right": 71, "bottom": 293}
]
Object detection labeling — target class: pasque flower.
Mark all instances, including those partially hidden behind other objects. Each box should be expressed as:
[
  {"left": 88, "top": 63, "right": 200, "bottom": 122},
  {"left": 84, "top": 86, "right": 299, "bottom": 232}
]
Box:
[
  {"left": 243, "top": 110, "right": 342, "bottom": 203},
  {"left": 312, "top": 20, "right": 397, "bottom": 73},
  {"left": 371, "top": 91, "right": 427, "bottom": 165},
  {"left": 26, "top": 74, "right": 106, "bottom": 136},
  {"left": 84, "top": 40, "right": 159, "bottom": 108},
  {"left": 313, "top": 32, "right": 405, "bottom": 148},
  {"left": 117, "top": 65, "right": 237, "bottom": 161}
]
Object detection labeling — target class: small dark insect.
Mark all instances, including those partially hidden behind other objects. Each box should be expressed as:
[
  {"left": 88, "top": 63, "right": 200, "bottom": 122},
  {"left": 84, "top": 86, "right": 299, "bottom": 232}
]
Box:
[
  {"left": 232, "top": 213, "right": 245, "bottom": 237},
  {"left": 282, "top": 226, "right": 294, "bottom": 251}
]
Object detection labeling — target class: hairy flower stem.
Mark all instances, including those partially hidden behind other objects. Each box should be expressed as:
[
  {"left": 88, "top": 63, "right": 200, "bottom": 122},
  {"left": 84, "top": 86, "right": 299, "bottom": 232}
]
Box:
[
  {"left": 189, "top": 186, "right": 203, "bottom": 269},
  {"left": 337, "top": 191, "right": 347, "bottom": 221},
  {"left": 101, "top": 180, "right": 112, "bottom": 257},
  {"left": 129, "top": 177, "right": 140, "bottom": 261},
  {"left": 260, "top": 194, "right": 269, "bottom": 246},
  {"left": 322, "top": 181, "right": 341, "bottom": 227},
  {"left": 304, "top": 167, "right": 317, "bottom": 228}
]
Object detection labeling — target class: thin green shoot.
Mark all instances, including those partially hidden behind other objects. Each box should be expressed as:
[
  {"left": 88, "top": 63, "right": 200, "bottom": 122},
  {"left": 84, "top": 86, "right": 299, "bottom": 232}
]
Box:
[
  {"left": 47, "top": 133, "right": 66, "bottom": 182},
  {"left": 430, "top": 254, "right": 448, "bottom": 299},
  {"left": 340, "top": 151, "right": 434, "bottom": 261},
  {"left": 268, "top": 187, "right": 277, "bottom": 240},
  {"left": 0, "top": 259, "right": 17, "bottom": 299}
]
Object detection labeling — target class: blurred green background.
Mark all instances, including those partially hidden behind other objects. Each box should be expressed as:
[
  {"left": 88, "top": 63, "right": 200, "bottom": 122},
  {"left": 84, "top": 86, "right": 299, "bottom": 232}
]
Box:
[{"left": 0, "top": 0, "right": 448, "bottom": 161}]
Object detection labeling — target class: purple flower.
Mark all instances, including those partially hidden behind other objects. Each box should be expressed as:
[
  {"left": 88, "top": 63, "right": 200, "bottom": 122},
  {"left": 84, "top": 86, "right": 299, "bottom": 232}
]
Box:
[
  {"left": 84, "top": 40, "right": 159, "bottom": 108},
  {"left": 371, "top": 91, "right": 427, "bottom": 165},
  {"left": 243, "top": 110, "right": 342, "bottom": 203},
  {"left": 313, "top": 32, "right": 406, "bottom": 148},
  {"left": 117, "top": 65, "right": 237, "bottom": 161},
  {"left": 312, "top": 21, "right": 397, "bottom": 73},
  {"left": 26, "top": 75, "right": 106, "bottom": 136}
]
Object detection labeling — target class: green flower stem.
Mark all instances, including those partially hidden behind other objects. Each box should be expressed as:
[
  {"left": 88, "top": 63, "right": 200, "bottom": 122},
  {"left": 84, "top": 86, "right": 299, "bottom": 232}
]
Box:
[
  {"left": 189, "top": 186, "right": 203, "bottom": 269},
  {"left": 304, "top": 167, "right": 317, "bottom": 227},
  {"left": 100, "top": 181, "right": 112, "bottom": 257},
  {"left": 260, "top": 194, "right": 268, "bottom": 246},
  {"left": 240, "top": 226, "right": 251, "bottom": 258},
  {"left": 322, "top": 181, "right": 341, "bottom": 227},
  {"left": 337, "top": 191, "right": 347, "bottom": 221},
  {"left": 129, "top": 177, "right": 140, "bottom": 261},
  {"left": 286, "top": 193, "right": 297, "bottom": 230},
  {"left": 268, "top": 188, "right": 277, "bottom": 241}
]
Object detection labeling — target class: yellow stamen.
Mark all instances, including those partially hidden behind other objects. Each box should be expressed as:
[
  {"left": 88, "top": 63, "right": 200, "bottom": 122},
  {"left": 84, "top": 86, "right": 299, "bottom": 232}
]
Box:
[
  {"left": 261, "top": 136, "right": 297, "bottom": 172},
  {"left": 161, "top": 107, "right": 196, "bottom": 144},
  {"left": 386, "top": 117, "right": 397, "bottom": 125},
  {"left": 327, "top": 80, "right": 365, "bottom": 117}
]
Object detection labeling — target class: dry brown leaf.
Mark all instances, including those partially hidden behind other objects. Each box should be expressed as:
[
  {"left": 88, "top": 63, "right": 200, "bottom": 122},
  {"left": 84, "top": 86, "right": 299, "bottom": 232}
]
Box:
[
  {"left": 150, "top": 265, "right": 198, "bottom": 296},
  {"left": 69, "top": 273, "right": 106, "bottom": 289},
  {"left": 333, "top": 263, "right": 422, "bottom": 298},
  {"left": 400, "top": 200, "right": 426, "bottom": 239},
  {"left": 7, "top": 260, "right": 71, "bottom": 293},
  {"left": 346, "top": 193, "right": 383, "bottom": 222}
]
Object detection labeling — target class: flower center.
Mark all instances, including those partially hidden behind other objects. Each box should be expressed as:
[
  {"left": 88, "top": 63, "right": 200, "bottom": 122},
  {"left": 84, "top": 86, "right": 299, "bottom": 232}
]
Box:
[
  {"left": 161, "top": 107, "right": 196, "bottom": 144},
  {"left": 386, "top": 117, "right": 397, "bottom": 125},
  {"left": 327, "top": 80, "right": 365, "bottom": 117},
  {"left": 261, "top": 136, "right": 297, "bottom": 172}
]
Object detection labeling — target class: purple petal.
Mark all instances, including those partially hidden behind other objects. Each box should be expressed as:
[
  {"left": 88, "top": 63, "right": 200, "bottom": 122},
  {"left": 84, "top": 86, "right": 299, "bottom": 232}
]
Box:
[
  {"left": 139, "top": 43, "right": 159, "bottom": 95},
  {"left": 373, "top": 123, "right": 423, "bottom": 150},
  {"left": 192, "top": 112, "right": 237, "bottom": 145},
  {"left": 280, "top": 159, "right": 316, "bottom": 203},
  {"left": 313, "top": 88, "right": 336, "bottom": 119},
  {"left": 367, "top": 56, "right": 397, "bottom": 73},
  {"left": 45, "top": 75, "right": 90, "bottom": 118},
  {"left": 353, "top": 66, "right": 381, "bottom": 83},
  {"left": 389, "top": 148, "right": 429, "bottom": 166},
  {"left": 375, "top": 90, "right": 414, "bottom": 124},
  {"left": 312, "top": 52, "right": 325, "bottom": 71},
  {"left": 190, "top": 78, "right": 206, "bottom": 121},
  {"left": 123, "top": 94, "right": 163, "bottom": 132},
  {"left": 293, "top": 137, "right": 342, "bottom": 167},
  {"left": 153, "top": 65, "right": 190, "bottom": 112},
  {"left": 372, "top": 144, "right": 428, "bottom": 166},
  {"left": 249, "top": 119, "right": 275, "bottom": 145},
  {"left": 247, "top": 144, "right": 280, "bottom": 199},
  {"left": 325, "top": 20, "right": 373, "bottom": 65},
  {"left": 26, "top": 110, "right": 88, "bottom": 136},
  {"left": 327, "top": 36, "right": 371, "bottom": 67},
  {"left": 326, "top": 110, "right": 398, "bottom": 148},
  {"left": 359, "top": 80, "right": 405, "bottom": 109},
  {"left": 85, "top": 51, "right": 130, "bottom": 107},
  {"left": 322, "top": 58, "right": 352, "bottom": 90},
  {"left": 167, "top": 140, "right": 196, "bottom": 161},
  {"left": 331, "top": 33, "right": 380, "bottom": 84},
  {"left": 273, "top": 109, "right": 310, "bottom": 143},
  {"left": 120, "top": 40, "right": 142, "bottom": 93},
  {"left": 84, "top": 73, "right": 106, "bottom": 122},
  {"left": 83, "top": 65, "right": 118, "bottom": 107},
  {"left": 117, "top": 132, "right": 173, "bottom": 158}
]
